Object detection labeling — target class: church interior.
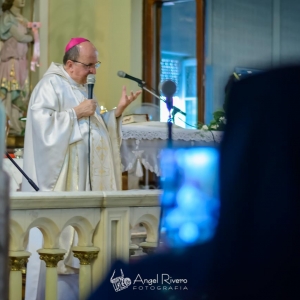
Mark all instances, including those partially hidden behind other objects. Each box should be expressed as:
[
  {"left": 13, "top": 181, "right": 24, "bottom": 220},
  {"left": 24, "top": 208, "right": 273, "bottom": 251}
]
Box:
[{"left": 1, "top": 0, "right": 300, "bottom": 299}]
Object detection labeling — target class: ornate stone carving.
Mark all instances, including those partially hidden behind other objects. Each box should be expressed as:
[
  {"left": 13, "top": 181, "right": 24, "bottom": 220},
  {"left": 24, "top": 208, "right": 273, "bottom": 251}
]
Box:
[
  {"left": 39, "top": 253, "right": 65, "bottom": 268},
  {"left": 73, "top": 251, "right": 99, "bottom": 265},
  {"left": 9, "top": 256, "right": 29, "bottom": 271}
]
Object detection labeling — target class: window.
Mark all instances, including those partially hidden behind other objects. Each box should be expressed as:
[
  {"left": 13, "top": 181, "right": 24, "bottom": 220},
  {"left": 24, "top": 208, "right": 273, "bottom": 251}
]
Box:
[{"left": 143, "top": 0, "right": 205, "bottom": 125}]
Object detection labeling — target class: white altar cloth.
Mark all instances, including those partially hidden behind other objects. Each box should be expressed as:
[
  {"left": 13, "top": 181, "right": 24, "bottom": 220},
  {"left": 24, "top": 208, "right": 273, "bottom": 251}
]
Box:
[
  {"left": 121, "top": 121, "right": 223, "bottom": 177},
  {"left": 122, "top": 121, "right": 222, "bottom": 142},
  {"left": 4, "top": 122, "right": 223, "bottom": 191}
]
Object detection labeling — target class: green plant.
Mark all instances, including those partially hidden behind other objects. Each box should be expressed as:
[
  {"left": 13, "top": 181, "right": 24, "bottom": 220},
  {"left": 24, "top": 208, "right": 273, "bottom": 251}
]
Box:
[{"left": 197, "top": 110, "right": 226, "bottom": 131}]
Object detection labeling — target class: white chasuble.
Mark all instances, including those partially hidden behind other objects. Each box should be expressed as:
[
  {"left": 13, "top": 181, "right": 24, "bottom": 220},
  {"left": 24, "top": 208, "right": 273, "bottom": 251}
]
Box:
[
  {"left": 22, "top": 63, "right": 122, "bottom": 300},
  {"left": 23, "top": 63, "right": 122, "bottom": 193},
  {"left": 54, "top": 99, "right": 120, "bottom": 192}
]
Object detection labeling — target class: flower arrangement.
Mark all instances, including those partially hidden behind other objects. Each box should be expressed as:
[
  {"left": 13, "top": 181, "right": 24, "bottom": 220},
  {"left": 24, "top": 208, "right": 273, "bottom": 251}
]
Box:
[{"left": 198, "top": 110, "right": 226, "bottom": 131}]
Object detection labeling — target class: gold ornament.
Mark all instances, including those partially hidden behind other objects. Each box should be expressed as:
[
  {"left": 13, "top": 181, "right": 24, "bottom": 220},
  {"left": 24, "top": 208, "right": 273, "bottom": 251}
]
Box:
[
  {"left": 72, "top": 251, "right": 99, "bottom": 265},
  {"left": 9, "top": 256, "right": 29, "bottom": 271},
  {"left": 39, "top": 253, "right": 65, "bottom": 268}
]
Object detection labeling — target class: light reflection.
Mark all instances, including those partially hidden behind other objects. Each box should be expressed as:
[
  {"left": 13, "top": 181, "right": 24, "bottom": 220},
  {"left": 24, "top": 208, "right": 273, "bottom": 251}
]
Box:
[
  {"left": 160, "top": 147, "right": 220, "bottom": 248},
  {"left": 179, "top": 222, "right": 199, "bottom": 243},
  {"left": 176, "top": 184, "right": 202, "bottom": 211}
]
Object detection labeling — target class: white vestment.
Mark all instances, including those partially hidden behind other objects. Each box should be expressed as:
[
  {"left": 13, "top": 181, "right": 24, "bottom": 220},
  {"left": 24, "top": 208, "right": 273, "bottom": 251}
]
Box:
[
  {"left": 22, "top": 62, "right": 123, "bottom": 300},
  {"left": 22, "top": 62, "right": 122, "bottom": 192}
]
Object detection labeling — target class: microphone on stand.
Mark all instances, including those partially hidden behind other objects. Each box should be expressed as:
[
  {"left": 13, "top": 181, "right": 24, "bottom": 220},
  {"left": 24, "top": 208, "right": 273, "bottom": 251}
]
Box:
[
  {"left": 116, "top": 71, "right": 186, "bottom": 122},
  {"left": 160, "top": 80, "right": 177, "bottom": 145},
  {"left": 117, "top": 70, "right": 162, "bottom": 101},
  {"left": 117, "top": 71, "right": 146, "bottom": 86},
  {"left": 159, "top": 80, "right": 177, "bottom": 96},
  {"left": 159, "top": 80, "right": 186, "bottom": 124},
  {"left": 159, "top": 80, "right": 176, "bottom": 111},
  {"left": 87, "top": 74, "right": 95, "bottom": 191}
]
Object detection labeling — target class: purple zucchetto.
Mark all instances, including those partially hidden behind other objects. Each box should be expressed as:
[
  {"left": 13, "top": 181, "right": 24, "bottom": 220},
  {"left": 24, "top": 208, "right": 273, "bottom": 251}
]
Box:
[{"left": 65, "top": 37, "right": 89, "bottom": 53}]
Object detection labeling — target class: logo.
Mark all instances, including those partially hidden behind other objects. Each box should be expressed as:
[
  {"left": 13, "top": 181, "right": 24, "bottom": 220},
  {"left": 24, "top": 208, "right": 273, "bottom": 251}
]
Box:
[
  {"left": 132, "top": 274, "right": 188, "bottom": 291},
  {"left": 110, "top": 269, "right": 188, "bottom": 292},
  {"left": 110, "top": 269, "right": 132, "bottom": 292}
]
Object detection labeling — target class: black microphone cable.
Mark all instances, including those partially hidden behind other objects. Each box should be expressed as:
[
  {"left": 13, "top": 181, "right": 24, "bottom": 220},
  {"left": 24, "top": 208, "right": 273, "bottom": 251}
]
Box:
[
  {"left": 87, "top": 74, "right": 95, "bottom": 191},
  {"left": 88, "top": 116, "right": 92, "bottom": 191}
]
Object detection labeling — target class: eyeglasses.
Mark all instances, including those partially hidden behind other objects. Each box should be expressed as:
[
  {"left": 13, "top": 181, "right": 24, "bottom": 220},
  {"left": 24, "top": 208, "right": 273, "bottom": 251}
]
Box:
[{"left": 71, "top": 60, "right": 101, "bottom": 70}]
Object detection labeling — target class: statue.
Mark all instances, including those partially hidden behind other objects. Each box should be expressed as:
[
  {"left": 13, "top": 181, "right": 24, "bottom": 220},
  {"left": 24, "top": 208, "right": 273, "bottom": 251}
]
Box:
[{"left": 0, "top": 0, "right": 34, "bottom": 135}]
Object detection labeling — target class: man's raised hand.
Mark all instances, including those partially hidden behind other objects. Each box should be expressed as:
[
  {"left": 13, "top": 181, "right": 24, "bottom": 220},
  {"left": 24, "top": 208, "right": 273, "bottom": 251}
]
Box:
[{"left": 115, "top": 86, "right": 142, "bottom": 117}]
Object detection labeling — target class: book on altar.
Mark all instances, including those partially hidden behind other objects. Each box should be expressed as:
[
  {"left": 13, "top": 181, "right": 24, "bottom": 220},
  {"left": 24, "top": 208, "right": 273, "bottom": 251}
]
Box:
[{"left": 122, "top": 114, "right": 149, "bottom": 125}]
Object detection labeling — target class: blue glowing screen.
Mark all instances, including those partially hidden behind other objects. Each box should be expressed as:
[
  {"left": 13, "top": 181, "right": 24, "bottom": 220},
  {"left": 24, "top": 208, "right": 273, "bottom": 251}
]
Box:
[{"left": 159, "top": 147, "right": 220, "bottom": 248}]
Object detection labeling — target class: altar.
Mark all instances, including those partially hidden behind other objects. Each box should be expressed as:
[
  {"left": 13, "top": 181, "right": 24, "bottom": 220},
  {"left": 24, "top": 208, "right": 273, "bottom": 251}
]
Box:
[
  {"left": 121, "top": 121, "right": 222, "bottom": 188},
  {"left": 4, "top": 122, "right": 223, "bottom": 191}
]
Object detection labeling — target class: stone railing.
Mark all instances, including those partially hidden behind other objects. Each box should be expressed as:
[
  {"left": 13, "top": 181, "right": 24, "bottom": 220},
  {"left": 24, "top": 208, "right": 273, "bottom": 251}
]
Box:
[{"left": 9, "top": 190, "right": 161, "bottom": 300}]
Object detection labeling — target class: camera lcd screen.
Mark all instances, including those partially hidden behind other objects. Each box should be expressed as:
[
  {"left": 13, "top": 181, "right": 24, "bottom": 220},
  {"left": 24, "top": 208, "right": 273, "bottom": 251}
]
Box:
[{"left": 159, "top": 147, "right": 220, "bottom": 248}]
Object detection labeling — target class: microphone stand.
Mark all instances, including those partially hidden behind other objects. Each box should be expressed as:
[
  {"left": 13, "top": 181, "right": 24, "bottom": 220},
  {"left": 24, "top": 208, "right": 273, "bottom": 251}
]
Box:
[
  {"left": 138, "top": 83, "right": 185, "bottom": 124},
  {"left": 5, "top": 152, "right": 39, "bottom": 191},
  {"left": 171, "top": 106, "right": 186, "bottom": 123},
  {"left": 138, "top": 83, "right": 175, "bottom": 147},
  {"left": 142, "top": 82, "right": 175, "bottom": 249},
  {"left": 165, "top": 95, "right": 173, "bottom": 147}
]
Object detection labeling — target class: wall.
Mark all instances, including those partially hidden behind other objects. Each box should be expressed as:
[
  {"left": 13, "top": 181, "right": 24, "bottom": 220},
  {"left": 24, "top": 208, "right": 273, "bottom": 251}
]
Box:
[
  {"left": 44, "top": 0, "right": 143, "bottom": 110},
  {"left": 205, "top": 0, "right": 300, "bottom": 122},
  {"left": 280, "top": 0, "right": 300, "bottom": 64}
]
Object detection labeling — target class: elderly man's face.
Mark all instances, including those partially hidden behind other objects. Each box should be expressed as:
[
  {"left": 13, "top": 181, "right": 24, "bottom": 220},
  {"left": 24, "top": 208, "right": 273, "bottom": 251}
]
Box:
[{"left": 69, "top": 42, "right": 98, "bottom": 85}]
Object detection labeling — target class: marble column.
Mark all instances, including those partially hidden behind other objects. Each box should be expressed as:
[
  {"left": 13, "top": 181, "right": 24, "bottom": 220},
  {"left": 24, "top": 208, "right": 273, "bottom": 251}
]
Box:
[
  {"left": 9, "top": 251, "right": 31, "bottom": 300},
  {"left": 38, "top": 249, "right": 66, "bottom": 300},
  {"left": 72, "top": 246, "right": 100, "bottom": 300}
]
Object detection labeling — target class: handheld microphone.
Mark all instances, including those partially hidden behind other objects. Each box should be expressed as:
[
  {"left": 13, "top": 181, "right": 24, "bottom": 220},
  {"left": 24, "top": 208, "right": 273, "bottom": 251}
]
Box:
[
  {"left": 117, "top": 71, "right": 146, "bottom": 86},
  {"left": 87, "top": 74, "right": 96, "bottom": 98},
  {"left": 86, "top": 74, "right": 95, "bottom": 192}
]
